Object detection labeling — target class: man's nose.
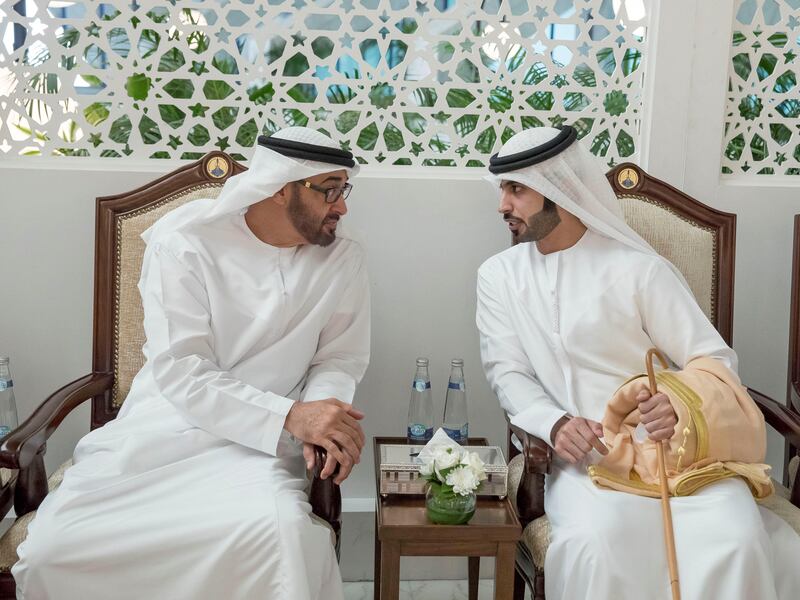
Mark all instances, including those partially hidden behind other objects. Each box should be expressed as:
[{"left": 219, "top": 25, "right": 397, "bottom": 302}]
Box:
[
  {"left": 331, "top": 194, "right": 348, "bottom": 216},
  {"left": 498, "top": 191, "right": 512, "bottom": 214}
]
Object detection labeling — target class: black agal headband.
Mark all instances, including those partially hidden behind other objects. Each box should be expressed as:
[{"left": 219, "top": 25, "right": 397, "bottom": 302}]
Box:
[
  {"left": 488, "top": 126, "right": 577, "bottom": 174},
  {"left": 258, "top": 134, "right": 356, "bottom": 168}
]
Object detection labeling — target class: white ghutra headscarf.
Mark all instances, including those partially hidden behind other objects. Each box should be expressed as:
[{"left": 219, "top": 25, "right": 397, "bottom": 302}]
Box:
[
  {"left": 485, "top": 126, "right": 691, "bottom": 293},
  {"left": 141, "top": 126, "right": 360, "bottom": 247}
]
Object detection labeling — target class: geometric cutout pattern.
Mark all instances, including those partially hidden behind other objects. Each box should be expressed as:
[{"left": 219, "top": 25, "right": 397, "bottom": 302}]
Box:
[
  {"left": 723, "top": 0, "right": 800, "bottom": 176},
  {"left": 1, "top": 0, "right": 647, "bottom": 166}
]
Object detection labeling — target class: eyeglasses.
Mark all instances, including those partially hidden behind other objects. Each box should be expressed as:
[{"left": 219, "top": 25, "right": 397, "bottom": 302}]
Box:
[{"left": 299, "top": 180, "right": 353, "bottom": 203}]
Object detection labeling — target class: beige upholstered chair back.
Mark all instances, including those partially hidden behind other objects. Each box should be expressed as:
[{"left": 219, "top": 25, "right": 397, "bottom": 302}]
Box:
[
  {"left": 606, "top": 164, "right": 736, "bottom": 345},
  {"left": 92, "top": 153, "right": 244, "bottom": 426},
  {"left": 619, "top": 197, "right": 715, "bottom": 320},
  {"left": 113, "top": 185, "right": 223, "bottom": 408}
]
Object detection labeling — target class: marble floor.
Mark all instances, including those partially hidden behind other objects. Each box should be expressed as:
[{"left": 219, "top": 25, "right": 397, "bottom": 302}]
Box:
[{"left": 343, "top": 580, "right": 532, "bottom": 599}]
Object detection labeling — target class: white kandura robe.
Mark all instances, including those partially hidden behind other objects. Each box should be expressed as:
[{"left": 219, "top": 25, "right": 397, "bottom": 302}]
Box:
[
  {"left": 13, "top": 212, "right": 370, "bottom": 600},
  {"left": 477, "top": 230, "right": 800, "bottom": 600}
]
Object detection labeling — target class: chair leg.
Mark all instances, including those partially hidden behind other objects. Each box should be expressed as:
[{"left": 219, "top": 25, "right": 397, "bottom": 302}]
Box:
[
  {"left": 468, "top": 556, "right": 479, "bottom": 600},
  {"left": 533, "top": 568, "right": 546, "bottom": 600},
  {"left": 513, "top": 567, "right": 525, "bottom": 600},
  {"left": 0, "top": 572, "right": 17, "bottom": 600}
]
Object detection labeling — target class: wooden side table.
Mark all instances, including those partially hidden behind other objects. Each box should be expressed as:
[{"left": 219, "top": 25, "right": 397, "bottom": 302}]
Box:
[{"left": 373, "top": 436, "right": 521, "bottom": 600}]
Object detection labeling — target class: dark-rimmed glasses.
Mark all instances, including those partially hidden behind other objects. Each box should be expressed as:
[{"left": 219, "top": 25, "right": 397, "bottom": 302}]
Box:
[{"left": 299, "top": 180, "right": 353, "bottom": 203}]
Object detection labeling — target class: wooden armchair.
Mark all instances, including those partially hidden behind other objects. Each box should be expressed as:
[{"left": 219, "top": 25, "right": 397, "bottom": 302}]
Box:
[
  {"left": 507, "top": 164, "right": 800, "bottom": 600},
  {"left": 0, "top": 153, "right": 342, "bottom": 596}
]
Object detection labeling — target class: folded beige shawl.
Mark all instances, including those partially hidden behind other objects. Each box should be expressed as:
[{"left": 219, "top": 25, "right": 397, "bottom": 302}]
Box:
[{"left": 588, "top": 357, "right": 773, "bottom": 499}]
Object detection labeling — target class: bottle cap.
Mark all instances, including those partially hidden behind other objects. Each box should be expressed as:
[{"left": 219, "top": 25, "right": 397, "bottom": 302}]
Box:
[
  {"left": 416, "top": 357, "right": 429, "bottom": 366},
  {"left": 451, "top": 358, "right": 464, "bottom": 366}
]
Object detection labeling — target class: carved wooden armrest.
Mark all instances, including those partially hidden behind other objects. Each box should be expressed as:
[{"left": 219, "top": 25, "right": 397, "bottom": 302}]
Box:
[
  {"left": 0, "top": 372, "right": 113, "bottom": 470},
  {"left": 0, "top": 474, "right": 17, "bottom": 521},
  {"left": 308, "top": 445, "right": 342, "bottom": 556},
  {"left": 749, "top": 388, "right": 800, "bottom": 449},
  {"left": 0, "top": 372, "right": 113, "bottom": 516},
  {"left": 508, "top": 422, "right": 552, "bottom": 527},
  {"left": 749, "top": 387, "right": 800, "bottom": 507}
]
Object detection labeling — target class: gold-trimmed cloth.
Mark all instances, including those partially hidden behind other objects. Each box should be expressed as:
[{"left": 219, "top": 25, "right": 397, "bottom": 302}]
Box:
[{"left": 589, "top": 357, "right": 772, "bottom": 499}]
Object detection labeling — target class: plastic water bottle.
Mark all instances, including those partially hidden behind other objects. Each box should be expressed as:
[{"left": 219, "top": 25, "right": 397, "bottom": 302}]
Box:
[
  {"left": 442, "top": 359, "right": 469, "bottom": 444},
  {"left": 407, "top": 357, "right": 433, "bottom": 444},
  {"left": 0, "top": 357, "right": 19, "bottom": 439}
]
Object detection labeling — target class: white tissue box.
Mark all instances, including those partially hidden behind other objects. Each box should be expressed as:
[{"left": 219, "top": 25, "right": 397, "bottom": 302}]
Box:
[{"left": 378, "top": 444, "right": 508, "bottom": 498}]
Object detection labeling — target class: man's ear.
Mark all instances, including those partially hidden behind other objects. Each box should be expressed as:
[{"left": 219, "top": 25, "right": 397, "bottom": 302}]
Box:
[{"left": 273, "top": 183, "right": 291, "bottom": 207}]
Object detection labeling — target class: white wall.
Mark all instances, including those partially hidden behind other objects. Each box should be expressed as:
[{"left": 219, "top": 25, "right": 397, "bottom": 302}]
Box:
[{"left": 0, "top": 163, "right": 511, "bottom": 504}]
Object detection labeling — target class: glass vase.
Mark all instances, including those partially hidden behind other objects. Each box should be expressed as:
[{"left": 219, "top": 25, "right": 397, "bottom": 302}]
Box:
[{"left": 425, "top": 485, "right": 476, "bottom": 525}]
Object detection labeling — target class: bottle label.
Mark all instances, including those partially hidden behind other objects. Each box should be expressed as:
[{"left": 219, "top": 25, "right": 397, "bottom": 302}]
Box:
[
  {"left": 448, "top": 381, "right": 465, "bottom": 391},
  {"left": 443, "top": 425, "right": 469, "bottom": 444},
  {"left": 412, "top": 380, "right": 431, "bottom": 392},
  {"left": 0, "top": 379, "right": 12, "bottom": 391},
  {"left": 0, "top": 426, "right": 10, "bottom": 438},
  {"left": 407, "top": 424, "right": 433, "bottom": 442}
]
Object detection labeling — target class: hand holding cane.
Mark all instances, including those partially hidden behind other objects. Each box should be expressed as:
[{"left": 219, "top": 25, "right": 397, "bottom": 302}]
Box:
[{"left": 645, "top": 348, "right": 681, "bottom": 600}]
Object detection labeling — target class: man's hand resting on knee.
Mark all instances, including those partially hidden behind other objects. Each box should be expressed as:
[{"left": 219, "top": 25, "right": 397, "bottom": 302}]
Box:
[
  {"left": 284, "top": 398, "right": 366, "bottom": 485},
  {"left": 550, "top": 415, "right": 608, "bottom": 464}
]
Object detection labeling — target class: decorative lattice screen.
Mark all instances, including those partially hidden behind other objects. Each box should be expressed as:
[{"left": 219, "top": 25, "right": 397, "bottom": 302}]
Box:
[
  {"left": 1, "top": 0, "right": 647, "bottom": 165},
  {"left": 723, "top": 0, "right": 800, "bottom": 176}
]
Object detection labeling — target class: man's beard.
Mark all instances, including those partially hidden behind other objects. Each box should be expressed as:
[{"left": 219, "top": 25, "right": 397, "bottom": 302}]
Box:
[
  {"left": 287, "top": 187, "right": 338, "bottom": 247},
  {"left": 515, "top": 197, "right": 561, "bottom": 243}
]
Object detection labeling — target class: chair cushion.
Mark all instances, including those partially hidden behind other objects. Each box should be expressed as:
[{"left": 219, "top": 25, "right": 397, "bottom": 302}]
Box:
[
  {"left": 757, "top": 455, "right": 800, "bottom": 537},
  {"left": 522, "top": 515, "right": 552, "bottom": 570},
  {"left": 0, "top": 459, "right": 73, "bottom": 572},
  {"left": 0, "top": 469, "right": 12, "bottom": 487},
  {"left": 510, "top": 454, "right": 800, "bottom": 570}
]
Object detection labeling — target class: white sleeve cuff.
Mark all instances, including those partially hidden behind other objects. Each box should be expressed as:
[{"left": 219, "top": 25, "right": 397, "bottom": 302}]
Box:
[
  {"left": 509, "top": 405, "right": 568, "bottom": 446},
  {"left": 302, "top": 372, "right": 357, "bottom": 404},
  {"left": 260, "top": 392, "right": 296, "bottom": 456}
]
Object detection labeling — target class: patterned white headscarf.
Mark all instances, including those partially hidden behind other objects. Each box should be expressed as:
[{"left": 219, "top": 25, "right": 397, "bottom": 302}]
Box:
[
  {"left": 485, "top": 127, "right": 691, "bottom": 292},
  {"left": 142, "top": 126, "right": 359, "bottom": 246}
]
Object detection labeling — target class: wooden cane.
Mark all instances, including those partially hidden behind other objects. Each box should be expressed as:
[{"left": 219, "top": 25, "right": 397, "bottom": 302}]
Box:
[{"left": 645, "top": 348, "right": 681, "bottom": 600}]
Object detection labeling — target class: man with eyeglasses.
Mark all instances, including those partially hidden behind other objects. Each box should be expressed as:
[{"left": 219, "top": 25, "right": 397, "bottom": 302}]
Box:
[{"left": 14, "top": 127, "right": 370, "bottom": 600}]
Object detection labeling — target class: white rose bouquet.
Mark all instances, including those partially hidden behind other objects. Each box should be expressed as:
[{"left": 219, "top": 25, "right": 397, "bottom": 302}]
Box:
[{"left": 418, "top": 434, "right": 487, "bottom": 499}]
